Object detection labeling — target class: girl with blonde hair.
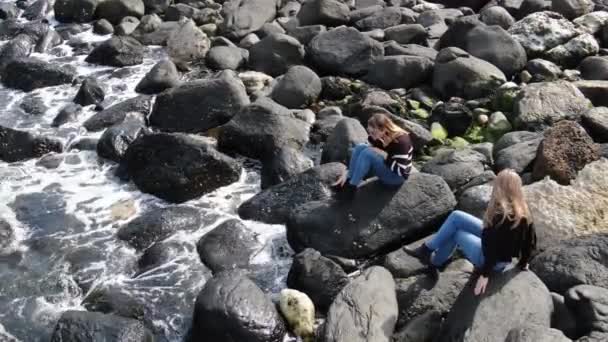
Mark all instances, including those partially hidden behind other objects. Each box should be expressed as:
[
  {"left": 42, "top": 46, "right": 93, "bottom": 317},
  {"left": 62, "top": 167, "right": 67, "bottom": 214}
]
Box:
[
  {"left": 333, "top": 113, "right": 414, "bottom": 200},
  {"left": 407, "top": 169, "right": 537, "bottom": 295}
]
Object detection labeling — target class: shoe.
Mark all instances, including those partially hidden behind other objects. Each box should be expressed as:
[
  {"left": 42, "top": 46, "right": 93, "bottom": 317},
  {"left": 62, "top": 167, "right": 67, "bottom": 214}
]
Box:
[
  {"left": 404, "top": 243, "right": 433, "bottom": 266},
  {"left": 334, "top": 183, "right": 357, "bottom": 201}
]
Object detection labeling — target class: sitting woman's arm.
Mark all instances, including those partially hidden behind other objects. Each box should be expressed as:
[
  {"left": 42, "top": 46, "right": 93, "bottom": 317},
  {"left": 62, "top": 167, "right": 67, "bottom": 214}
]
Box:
[
  {"left": 384, "top": 135, "right": 413, "bottom": 177},
  {"left": 517, "top": 222, "right": 537, "bottom": 270}
]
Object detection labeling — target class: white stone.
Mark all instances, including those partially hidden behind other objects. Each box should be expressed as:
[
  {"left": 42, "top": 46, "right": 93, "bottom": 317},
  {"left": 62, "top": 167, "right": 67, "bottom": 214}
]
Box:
[
  {"left": 508, "top": 11, "right": 580, "bottom": 55},
  {"left": 279, "top": 289, "right": 315, "bottom": 341}
]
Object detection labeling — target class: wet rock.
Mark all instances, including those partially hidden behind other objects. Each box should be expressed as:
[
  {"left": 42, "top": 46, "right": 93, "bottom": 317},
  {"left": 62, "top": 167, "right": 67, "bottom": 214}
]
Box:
[
  {"left": 0, "top": 34, "right": 35, "bottom": 71},
  {"left": 167, "top": 19, "right": 210, "bottom": 70},
  {"left": 261, "top": 146, "right": 313, "bottom": 189},
  {"left": 270, "top": 65, "right": 321, "bottom": 108},
  {"left": 85, "top": 36, "right": 145, "bottom": 67},
  {"left": 50, "top": 310, "right": 153, "bottom": 342},
  {"left": 238, "top": 162, "right": 346, "bottom": 224},
  {"left": 74, "top": 77, "right": 105, "bottom": 106},
  {"left": 532, "top": 120, "right": 600, "bottom": 185},
  {"left": 324, "top": 266, "right": 397, "bottom": 342},
  {"left": 218, "top": 97, "right": 310, "bottom": 161},
  {"left": 287, "top": 173, "right": 456, "bottom": 258},
  {"left": 514, "top": 81, "right": 592, "bottom": 130},
  {"left": 82, "top": 286, "right": 145, "bottom": 321},
  {"left": 135, "top": 59, "right": 180, "bottom": 94},
  {"left": 149, "top": 72, "right": 249, "bottom": 133},
  {"left": 95, "top": 0, "right": 145, "bottom": 25},
  {"left": 1, "top": 58, "right": 76, "bottom": 91},
  {"left": 248, "top": 33, "right": 305, "bottom": 77},
  {"left": 97, "top": 115, "right": 146, "bottom": 162},
  {"left": 320, "top": 117, "right": 367, "bottom": 165},
  {"left": 279, "top": 289, "right": 315, "bottom": 342},
  {"left": 0, "top": 219, "right": 14, "bottom": 253},
  {"left": 124, "top": 133, "right": 241, "bottom": 203},
  {"left": 19, "top": 94, "right": 47, "bottom": 116},
  {"left": 438, "top": 269, "right": 552, "bottom": 341},
  {"left": 52, "top": 104, "right": 82, "bottom": 127},
  {"left": 118, "top": 206, "right": 201, "bottom": 250},
  {"left": 84, "top": 95, "right": 151, "bottom": 132},
  {"left": 0, "top": 126, "right": 63, "bottom": 163},
  {"left": 68, "top": 137, "right": 98, "bottom": 151},
  {"left": 54, "top": 0, "right": 99, "bottom": 23},
  {"left": 220, "top": 0, "right": 278, "bottom": 39},
  {"left": 197, "top": 219, "right": 258, "bottom": 272},
  {"left": 526, "top": 58, "right": 562, "bottom": 82},
  {"left": 309, "top": 26, "right": 384, "bottom": 77},
  {"left": 190, "top": 270, "right": 286, "bottom": 342}
]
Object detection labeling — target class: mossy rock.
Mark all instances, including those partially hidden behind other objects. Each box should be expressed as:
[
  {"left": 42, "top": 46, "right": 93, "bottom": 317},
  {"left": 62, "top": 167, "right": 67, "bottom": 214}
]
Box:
[
  {"left": 491, "top": 87, "right": 520, "bottom": 113},
  {"left": 431, "top": 122, "right": 448, "bottom": 142}
]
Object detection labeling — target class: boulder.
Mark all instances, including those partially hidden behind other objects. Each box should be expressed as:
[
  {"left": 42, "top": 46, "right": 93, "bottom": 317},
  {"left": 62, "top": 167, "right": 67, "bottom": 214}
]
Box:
[
  {"left": 480, "top": 6, "right": 515, "bottom": 29},
  {"left": 94, "top": 19, "right": 114, "bottom": 34},
  {"left": 575, "top": 11, "right": 608, "bottom": 34},
  {"left": 531, "top": 233, "right": 608, "bottom": 294},
  {"left": 0, "top": 34, "right": 35, "bottom": 71},
  {"left": 0, "top": 126, "right": 63, "bottom": 163},
  {"left": 429, "top": 101, "right": 473, "bottom": 137},
  {"left": 96, "top": 115, "right": 146, "bottom": 162},
  {"left": 309, "top": 26, "right": 384, "bottom": 77},
  {"left": 206, "top": 46, "right": 249, "bottom": 70},
  {"left": 296, "top": 0, "right": 350, "bottom": 26},
  {"left": 51, "top": 103, "right": 81, "bottom": 127},
  {"left": 505, "top": 325, "right": 572, "bottom": 342},
  {"left": 524, "top": 159, "right": 608, "bottom": 251},
  {"left": 532, "top": 120, "right": 600, "bottom": 184},
  {"left": 433, "top": 47, "right": 506, "bottom": 100},
  {"left": 383, "top": 42, "right": 438, "bottom": 61},
  {"left": 117, "top": 206, "right": 201, "bottom": 250},
  {"left": 526, "top": 58, "right": 562, "bottom": 82},
  {"left": 85, "top": 36, "right": 145, "bottom": 67},
  {"left": 384, "top": 24, "right": 427, "bottom": 45},
  {"left": 437, "top": 269, "right": 553, "bottom": 342},
  {"left": 364, "top": 55, "right": 433, "bottom": 90},
  {"left": 123, "top": 133, "right": 242, "bottom": 203},
  {"left": 320, "top": 117, "right": 368, "bottom": 164},
  {"left": 287, "top": 248, "right": 349, "bottom": 312},
  {"left": 574, "top": 80, "right": 608, "bottom": 107},
  {"left": 457, "top": 183, "right": 493, "bottom": 219},
  {"left": 50, "top": 311, "right": 152, "bottom": 342},
  {"left": 579, "top": 56, "right": 608, "bottom": 81},
  {"left": 54, "top": 0, "right": 98, "bottom": 23},
  {"left": 393, "top": 311, "right": 442, "bottom": 342},
  {"left": 287, "top": 24, "right": 327, "bottom": 45},
  {"left": 217, "top": 97, "right": 310, "bottom": 161},
  {"left": 115, "top": 16, "right": 139, "bottom": 36},
  {"left": 565, "top": 285, "right": 608, "bottom": 336},
  {"left": 355, "top": 7, "right": 414, "bottom": 31},
  {"left": 167, "top": 19, "right": 210, "bottom": 69},
  {"left": 0, "top": 219, "right": 14, "bottom": 252},
  {"left": 421, "top": 148, "right": 489, "bottom": 191},
  {"left": 513, "top": 81, "right": 592, "bottom": 130},
  {"left": 286, "top": 173, "right": 456, "bottom": 258},
  {"left": 197, "top": 219, "right": 259, "bottom": 273},
  {"left": 190, "top": 270, "right": 286, "bottom": 342},
  {"left": 19, "top": 94, "right": 47, "bottom": 116},
  {"left": 494, "top": 135, "right": 542, "bottom": 173},
  {"left": 84, "top": 95, "right": 151, "bottom": 132},
  {"left": 23, "top": 0, "right": 51, "bottom": 21},
  {"left": 220, "top": 0, "right": 278, "bottom": 39},
  {"left": 95, "top": 0, "right": 145, "bottom": 25},
  {"left": 261, "top": 146, "right": 313, "bottom": 189},
  {"left": 324, "top": 266, "right": 397, "bottom": 342},
  {"left": 248, "top": 33, "right": 305, "bottom": 77},
  {"left": 545, "top": 33, "right": 599, "bottom": 69},
  {"left": 508, "top": 11, "right": 579, "bottom": 57},
  {"left": 143, "top": 0, "right": 170, "bottom": 14},
  {"left": 135, "top": 59, "right": 179, "bottom": 94},
  {"left": 270, "top": 65, "right": 321, "bottom": 108},
  {"left": 552, "top": 0, "right": 594, "bottom": 20},
  {"left": 74, "top": 77, "right": 105, "bottom": 106},
  {"left": 132, "top": 20, "right": 179, "bottom": 46},
  {"left": 582, "top": 107, "right": 608, "bottom": 142},
  {"left": 465, "top": 24, "right": 527, "bottom": 77},
  {"left": 149, "top": 73, "right": 249, "bottom": 133},
  {"left": 238, "top": 162, "right": 346, "bottom": 224},
  {"left": 1, "top": 58, "right": 76, "bottom": 91}
]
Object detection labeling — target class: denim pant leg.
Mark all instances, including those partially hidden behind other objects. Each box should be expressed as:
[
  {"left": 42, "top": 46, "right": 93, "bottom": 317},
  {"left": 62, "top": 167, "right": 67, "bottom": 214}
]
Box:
[
  {"left": 369, "top": 156, "right": 405, "bottom": 186},
  {"left": 426, "top": 210, "right": 484, "bottom": 266},
  {"left": 347, "top": 144, "right": 368, "bottom": 180},
  {"left": 349, "top": 146, "right": 404, "bottom": 186}
]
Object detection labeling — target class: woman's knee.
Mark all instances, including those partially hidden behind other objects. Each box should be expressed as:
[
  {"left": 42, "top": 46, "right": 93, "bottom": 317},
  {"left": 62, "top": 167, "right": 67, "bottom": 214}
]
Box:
[{"left": 353, "top": 144, "right": 368, "bottom": 153}]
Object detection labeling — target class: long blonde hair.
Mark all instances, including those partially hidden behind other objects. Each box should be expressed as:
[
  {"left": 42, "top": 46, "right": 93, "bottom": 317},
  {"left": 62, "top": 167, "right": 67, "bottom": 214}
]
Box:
[
  {"left": 483, "top": 169, "right": 532, "bottom": 229},
  {"left": 367, "top": 113, "right": 408, "bottom": 144}
]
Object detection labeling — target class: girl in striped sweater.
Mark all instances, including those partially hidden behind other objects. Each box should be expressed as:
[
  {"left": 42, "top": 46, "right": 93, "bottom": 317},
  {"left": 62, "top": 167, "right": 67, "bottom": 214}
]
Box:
[{"left": 333, "top": 113, "right": 413, "bottom": 200}]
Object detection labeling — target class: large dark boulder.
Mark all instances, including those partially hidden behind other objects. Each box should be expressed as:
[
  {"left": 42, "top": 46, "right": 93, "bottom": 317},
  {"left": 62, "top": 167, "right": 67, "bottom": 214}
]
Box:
[
  {"left": 238, "top": 162, "right": 346, "bottom": 224},
  {"left": 95, "top": 0, "right": 145, "bottom": 25},
  {"left": 220, "top": 0, "right": 278, "bottom": 39},
  {"left": 190, "top": 270, "right": 286, "bottom": 342},
  {"left": 123, "top": 133, "right": 242, "bottom": 203},
  {"left": 260, "top": 146, "right": 313, "bottom": 189},
  {"left": 464, "top": 24, "right": 527, "bottom": 77},
  {"left": 505, "top": 325, "right": 572, "bottom": 342},
  {"left": 270, "top": 65, "right": 322, "bottom": 109},
  {"left": 324, "top": 266, "right": 397, "bottom": 342},
  {"left": 206, "top": 46, "right": 249, "bottom": 71},
  {"left": 1, "top": 58, "right": 76, "bottom": 91},
  {"left": 0, "top": 34, "right": 35, "bottom": 71},
  {"left": 493, "top": 131, "right": 542, "bottom": 173},
  {"left": 149, "top": 73, "right": 249, "bottom": 133},
  {"left": 364, "top": 55, "right": 433, "bottom": 90},
  {"left": 565, "top": 285, "right": 608, "bottom": 337},
  {"left": 74, "top": 77, "right": 105, "bottom": 106},
  {"left": 437, "top": 269, "right": 552, "bottom": 342},
  {"left": 0, "top": 126, "right": 63, "bottom": 163},
  {"left": 85, "top": 36, "right": 145, "bottom": 67},
  {"left": 309, "top": 26, "right": 384, "bottom": 77},
  {"left": 421, "top": 148, "right": 489, "bottom": 191},
  {"left": 135, "top": 59, "right": 180, "bottom": 94},
  {"left": 96, "top": 115, "right": 146, "bottom": 163},
  {"left": 320, "top": 117, "right": 367, "bottom": 165},
  {"left": 530, "top": 234, "right": 608, "bottom": 294},
  {"left": 84, "top": 95, "right": 152, "bottom": 132},
  {"left": 286, "top": 173, "right": 456, "bottom": 258},
  {"left": 248, "top": 33, "right": 305, "bottom": 77},
  {"left": 117, "top": 206, "right": 201, "bottom": 250},
  {"left": 582, "top": 107, "right": 608, "bottom": 143},
  {"left": 54, "top": 0, "right": 99, "bottom": 23},
  {"left": 296, "top": 0, "right": 350, "bottom": 27},
  {"left": 217, "top": 97, "right": 310, "bottom": 161},
  {"left": 286, "top": 248, "right": 349, "bottom": 313},
  {"left": 196, "top": 219, "right": 259, "bottom": 273},
  {"left": 50, "top": 310, "right": 153, "bottom": 342}
]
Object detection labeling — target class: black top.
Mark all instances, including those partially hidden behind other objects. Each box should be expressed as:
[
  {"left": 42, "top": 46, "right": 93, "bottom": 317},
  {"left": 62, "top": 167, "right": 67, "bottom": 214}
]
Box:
[
  {"left": 480, "top": 215, "right": 537, "bottom": 276},
  {"left": 368, "top": 133, "right": 414, "bottom": 179}
]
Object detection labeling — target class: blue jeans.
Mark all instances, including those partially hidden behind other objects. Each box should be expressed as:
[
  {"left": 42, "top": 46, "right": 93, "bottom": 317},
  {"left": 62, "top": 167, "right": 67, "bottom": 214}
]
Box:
[
  {"left": 347, "top": 144, "right": 404, "bottom": 187},
  {"left": 425, "top": 210, "right": 509, "bottom": 271}
]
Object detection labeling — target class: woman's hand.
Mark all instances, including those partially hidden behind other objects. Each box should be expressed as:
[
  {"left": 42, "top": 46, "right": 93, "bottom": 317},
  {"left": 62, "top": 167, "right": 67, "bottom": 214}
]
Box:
[
  {"left": 333, "top": 168, "right": 348, "bottom": 187},
  {"left": 474, "top": 276, "right": 489, "bottom": 296}
]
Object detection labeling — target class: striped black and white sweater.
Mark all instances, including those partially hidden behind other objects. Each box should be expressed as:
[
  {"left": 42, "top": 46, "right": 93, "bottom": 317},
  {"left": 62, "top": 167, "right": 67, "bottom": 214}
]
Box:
[{"left": 369, "top": 133, "right": 414, "bottom": 179}]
